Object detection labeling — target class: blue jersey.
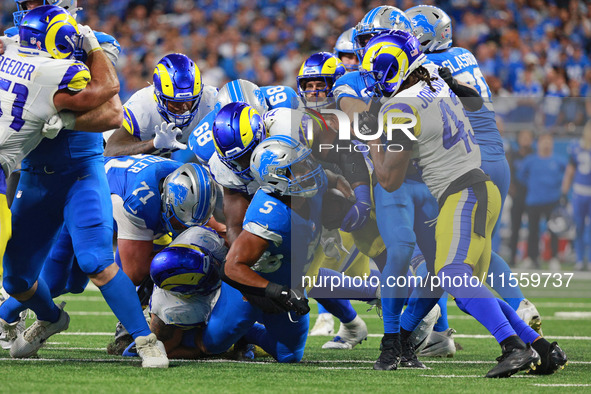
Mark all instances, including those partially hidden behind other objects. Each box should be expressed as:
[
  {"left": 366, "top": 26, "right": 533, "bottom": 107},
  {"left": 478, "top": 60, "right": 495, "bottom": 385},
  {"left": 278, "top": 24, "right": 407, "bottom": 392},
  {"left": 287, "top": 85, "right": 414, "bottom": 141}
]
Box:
[
  {"left": 106, "top": 155, "right": 181, "bottom": 235},
  {"left": 243, "top": 177, "right": 326, "bottom": 286},
  {"left": 189, "top": 85, "right": 298, "bottom": 164},
  {"left": 568, "top": 141, "right": 591, "bottom": 193},
  {"left": 427, "top": 47, "right": 505, "bottom": 160},
  {"left": 518, "top": 154, "right": 567, "bottom": 206},
  {"left": 333, "top": 71, "right": 373, "bottom": 105}
]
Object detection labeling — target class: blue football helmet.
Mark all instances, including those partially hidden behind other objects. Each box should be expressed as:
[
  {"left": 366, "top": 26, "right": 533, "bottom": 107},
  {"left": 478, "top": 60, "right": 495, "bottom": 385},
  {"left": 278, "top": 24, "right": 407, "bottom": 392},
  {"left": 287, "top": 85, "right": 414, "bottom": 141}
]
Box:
[
  {"left": 353, "top": 6, "right": 412, "bottom": 61},
  {"left": 334, "top": 27, "right": 358, "bottom": 71},
  {"left": 360, "top": 30, "right": 426, "bottom": 97},
  {"left": 297, "top": 52, "right": 346, "bottom": 108},
  {"left": 153, "top": 53, "right": 202, "bottom": 128},
  {"left": 212, "top": 102, "right": 267, "bottom": 181},
  {"left": 13, "top": 0, "right": 79, "bottom": 27},
  {"left": 250, "top": 135, "right": 324, "bottom": 198},
  {"left": 406, "top": 5, "right": 453, "bottom": 53},
  {"left": 150, "top": 245, "right": 221, "bottom": 297},
  {"left": 18, "top": 5, "right": 83, "bottom": 60},
  {"left": 161, "top": 163, "right": 217, "bottom": 237},
  {"left": 216, "top": 79, "right": 268, "bottom": 115}
]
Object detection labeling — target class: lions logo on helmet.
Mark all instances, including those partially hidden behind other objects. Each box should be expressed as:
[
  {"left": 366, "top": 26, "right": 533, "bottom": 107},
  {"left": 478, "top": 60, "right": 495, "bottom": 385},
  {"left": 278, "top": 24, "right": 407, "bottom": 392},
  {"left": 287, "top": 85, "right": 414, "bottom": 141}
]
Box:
[
  {"left": 161, "top": 163, "right": 217, "bottom": 237},
  {"left": 297, "top": 52, "right": 345, "bottom": 108},
  {"left": 212, "top": 102, "right": 267, "bottom": 181},
  {"left": 360, "top": 30, "right": 426, "bottom": 97},
  {"left": 353, "top": 6, "right": 412, "bottom": 60},
  {"left": 153, "top": 53, "right": 202, "bottom": 128},
  {"left": 250, "top": 135, "right": 324, "bottom": 197},
  {"left": 406, "top": 5, "right": 453, "bottom": 53},
  {"left": 18, "top": 5, "right": 83, "bottom": 60},
  {"left": 150, "top": 245, "right": 221, "bottom": 297}
]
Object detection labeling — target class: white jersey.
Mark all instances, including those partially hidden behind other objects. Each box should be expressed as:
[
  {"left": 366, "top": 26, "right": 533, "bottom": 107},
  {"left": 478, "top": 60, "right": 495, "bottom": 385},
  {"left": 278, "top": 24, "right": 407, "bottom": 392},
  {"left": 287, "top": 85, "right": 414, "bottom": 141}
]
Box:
[
  {"left": 149, "top": 226, "right": 226, "bottom": 328},
  {"left": 0, "top": 46, "right": 90, "bottom": 176},
  {"left": 381, "top": 63, "right": 481, "bottom": 200},
  {"left": 120, "top": 84, "right": 218, "bottom": 155}
]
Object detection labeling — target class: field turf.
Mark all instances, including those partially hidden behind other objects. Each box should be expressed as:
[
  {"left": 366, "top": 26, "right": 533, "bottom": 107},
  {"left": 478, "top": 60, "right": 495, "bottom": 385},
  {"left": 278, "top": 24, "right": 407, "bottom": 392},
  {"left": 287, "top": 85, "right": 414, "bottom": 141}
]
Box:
[{"left": 0, "top": 290, "right": 590, "bottom": 393}]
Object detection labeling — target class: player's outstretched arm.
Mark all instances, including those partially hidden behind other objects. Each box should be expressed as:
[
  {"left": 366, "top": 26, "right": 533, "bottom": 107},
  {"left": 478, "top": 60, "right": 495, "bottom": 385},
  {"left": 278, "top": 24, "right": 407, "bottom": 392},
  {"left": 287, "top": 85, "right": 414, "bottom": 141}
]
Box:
[
  {"left": 223, "top": 230, "right": 270, "bottom": 289},
  {"left": 117, "top": 238, "right": 155, "bottom": 286},
  {"left": 104, "top": 127, "right": 158, "bottom": 156}
]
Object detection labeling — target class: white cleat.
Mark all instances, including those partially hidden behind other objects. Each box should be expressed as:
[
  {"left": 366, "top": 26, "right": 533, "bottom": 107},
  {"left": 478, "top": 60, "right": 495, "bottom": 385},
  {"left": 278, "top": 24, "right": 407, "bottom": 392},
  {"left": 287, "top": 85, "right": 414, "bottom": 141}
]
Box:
[
  {"left": 309, "top": 313, "right": 335, "bottom": 336},
  {"left": 410, "top": 304, "right": 441, "bottom": 353},
  {"left": 135, "top": 333, "right": 169, "bottom": 368},
  {"left": 322, "top": 315, "right": 368, "bottom": 349},
  {"left": 10, "top": 302, "right": 69, "bottom": 358},
  {"left": 516, "top": 299, "right": 543, "bottom": 336},
  {"left": 0, "top": 312, "right": 26, "bottom": 350},
  {"left": 417, "top": 328, "right": 457, "bottom": 358}
]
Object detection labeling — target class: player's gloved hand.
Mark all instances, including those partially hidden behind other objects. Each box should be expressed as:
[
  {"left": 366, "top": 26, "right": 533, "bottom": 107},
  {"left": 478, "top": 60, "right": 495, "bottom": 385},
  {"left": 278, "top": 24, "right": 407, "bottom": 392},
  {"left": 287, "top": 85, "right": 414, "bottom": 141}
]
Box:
[
  {"left": 265, "top": 282, "right": 310, "bottom": 315},
  {"left": 341, "top": 184, "right": 372, "bottom": 232},
  {"left": 78, "top": 24, "right": 101, "bottom": 55},
  {"left": 438, "top": 67, "right": 458, "bottom": 90},
  {"left": 42, "top": 111, "right": 76, "bottom": 139},
  {"left": 356, "top": 111, "right": 379, "bottom": 137},
  {"left": 154, "top": 121, "right": 187, "bottom": 150}
]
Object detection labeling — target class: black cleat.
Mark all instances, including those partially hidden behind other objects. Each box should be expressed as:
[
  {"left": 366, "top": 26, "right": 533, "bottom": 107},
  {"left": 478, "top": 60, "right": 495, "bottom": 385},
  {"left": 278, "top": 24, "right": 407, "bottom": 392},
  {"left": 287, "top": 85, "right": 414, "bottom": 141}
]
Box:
[
  {"left": 373, "top": 334, "right": 401, "bottom": 371},
  {"left": 486, "top": 343, "right": 541, "bottom": 378},
  {"left": 400, "top": 336, "right": 426, "bottom": 368},
  {"left": 528, "top": 342, "right": 567, "bottom": 375}
]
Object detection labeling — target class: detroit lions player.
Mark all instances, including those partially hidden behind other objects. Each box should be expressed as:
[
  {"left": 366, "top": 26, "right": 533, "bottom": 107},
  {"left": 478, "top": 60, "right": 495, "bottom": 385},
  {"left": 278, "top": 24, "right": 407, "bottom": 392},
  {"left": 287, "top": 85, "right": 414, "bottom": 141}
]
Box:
[
  {"left": 363, "top": 29, "right": 566, "bottom": 377},
  {"left": 104, "top": 53, "right": 218, "bottom": 161},
  {"left": 407, "top": 4, "right": 541, "bottom": 334},
  {"left": 334, "top": 27, "right": 359, "bottom": 72},
  {"left": 198, "top": 135, "right": 326, "bottom": 363},
  {"left": 0, "top": 5, "right": 168, "bottom": 367},
  {"left": 561, "top": 122, "right": 591, "bottom": 271}
]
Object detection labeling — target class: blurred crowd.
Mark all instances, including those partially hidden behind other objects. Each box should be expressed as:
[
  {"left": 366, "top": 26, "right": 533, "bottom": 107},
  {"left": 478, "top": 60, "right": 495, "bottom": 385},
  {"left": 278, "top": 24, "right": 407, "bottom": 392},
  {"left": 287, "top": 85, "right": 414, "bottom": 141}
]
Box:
[{"left": 1, "top": 0, "right": 590, "bottom": 131}]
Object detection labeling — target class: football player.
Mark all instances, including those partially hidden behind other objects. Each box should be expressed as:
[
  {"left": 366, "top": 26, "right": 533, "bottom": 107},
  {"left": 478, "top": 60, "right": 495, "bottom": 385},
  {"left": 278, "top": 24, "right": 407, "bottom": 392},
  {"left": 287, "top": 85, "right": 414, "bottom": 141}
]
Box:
[
  {"left": 0, "top": 5, "right": 170, "bottom": 367},
  {"left": 362, "top": 29, "right": 567, "bottom": 377},
  {"left": 334, "top": 28, "right": 359, "bottom": 72},
  {"left": 197, "top": 135, "right": 327, "bottom": 363},
  {"left": 104, "top": 53, "right": 218, "bottom": 161},
  {"left": 561, "top": 121, "right": 591, "bottom": 271}
]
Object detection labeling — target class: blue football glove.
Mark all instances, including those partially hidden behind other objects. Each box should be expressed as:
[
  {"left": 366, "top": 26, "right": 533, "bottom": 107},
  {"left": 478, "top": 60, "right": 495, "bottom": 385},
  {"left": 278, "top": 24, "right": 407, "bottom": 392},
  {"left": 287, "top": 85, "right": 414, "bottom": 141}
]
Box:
[{"left": 340, "top": 184, "right": 372, "bottom": 232}]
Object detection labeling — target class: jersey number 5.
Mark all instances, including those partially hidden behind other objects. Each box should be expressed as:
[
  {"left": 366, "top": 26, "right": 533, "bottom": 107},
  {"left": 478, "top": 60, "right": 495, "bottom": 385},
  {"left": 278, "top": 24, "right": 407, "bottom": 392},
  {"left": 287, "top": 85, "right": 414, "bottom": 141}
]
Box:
[
  {"left": 259, "top": 201, "right": 277, "bottom": 214},
  {"left": 0, "top": 76, "right": 28, "bottom": 132}
]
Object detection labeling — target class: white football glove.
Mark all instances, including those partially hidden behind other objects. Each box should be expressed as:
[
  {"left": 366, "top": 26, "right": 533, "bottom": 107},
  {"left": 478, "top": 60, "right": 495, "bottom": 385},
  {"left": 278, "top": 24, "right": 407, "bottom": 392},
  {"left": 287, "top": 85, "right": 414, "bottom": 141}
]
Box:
[
  {"left": 78, "top": 25, "right": 101, "bottom": 55},
  {"left": 153, "top": 121, "right": 187, "bottom": 150},
  {"left": 42, "top": 112, "right": 76, "bottom": 139}
]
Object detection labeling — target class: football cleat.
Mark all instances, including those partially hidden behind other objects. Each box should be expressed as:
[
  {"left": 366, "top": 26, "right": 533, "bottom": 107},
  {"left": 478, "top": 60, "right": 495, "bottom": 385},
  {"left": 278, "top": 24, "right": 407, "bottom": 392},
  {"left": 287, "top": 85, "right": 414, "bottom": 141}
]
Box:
[
  {"left": 0, "top": 290, "right": 27, "bottom": 351},
  {"left": 107, "top": 321, "right": 134, "bottom": 356},
  {"left": 135, "top": 333, "right": 169, "bottom": 368},
  {"left": 10, "top": 302, "right": 70, "bottom": 358},
  {"left": 409, "top": 304, "right": 440, "bottom": 353},
  {"left": 309, "top": 313, "right": 335, "bottom": 336},
  {"left": 373, "top": 334, "right": 401, "bottom": 370},
  {"left": 516, "top": 299, "right": 543, "bottom": 336},
  {"left": 322, "top": 315, "right": 368, "bottom": 349},
  {"left": 485, "top": 343, "right": 541, "bottom": 378},
  {"left": 417, "top": 328, "right": 457, "bottom": 358},
  {"left": 400, "top": 336, "right": 426, "bottom": 368},
  {"left": 528, "top": 341, "right": 567, "bottom": 375}
]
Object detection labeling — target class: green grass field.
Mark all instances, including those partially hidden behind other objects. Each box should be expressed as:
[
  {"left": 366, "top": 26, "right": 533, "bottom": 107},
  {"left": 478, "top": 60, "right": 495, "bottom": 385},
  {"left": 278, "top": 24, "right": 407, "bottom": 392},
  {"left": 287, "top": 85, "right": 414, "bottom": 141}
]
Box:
[{"left": 1, "top": 290, "right": 590, "bottom": 393}]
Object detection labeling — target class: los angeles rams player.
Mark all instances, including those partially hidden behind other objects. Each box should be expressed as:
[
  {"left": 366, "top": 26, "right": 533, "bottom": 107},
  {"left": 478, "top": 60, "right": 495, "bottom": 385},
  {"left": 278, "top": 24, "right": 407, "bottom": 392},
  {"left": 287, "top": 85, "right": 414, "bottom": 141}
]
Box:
[
  {"left": 561, "top": 121, "right": 591, "bottom": 271},
  {"left": 148, "top": 225, "right": 225, "bottom": 359},
  {"left": 104, "top": 53, "right": 218, "bottom": 161},
  {"left": 0, "top": 5, "right": 170, "bottom": 367},
  {"left": 407, "top": 4, "right": 542, "bottom": 335},
  {"left": 363, "top": 29, "right": 567, "bottom": 377},
  {"left": 198, "top": 135, "right": 327, "bottom": 363}
]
